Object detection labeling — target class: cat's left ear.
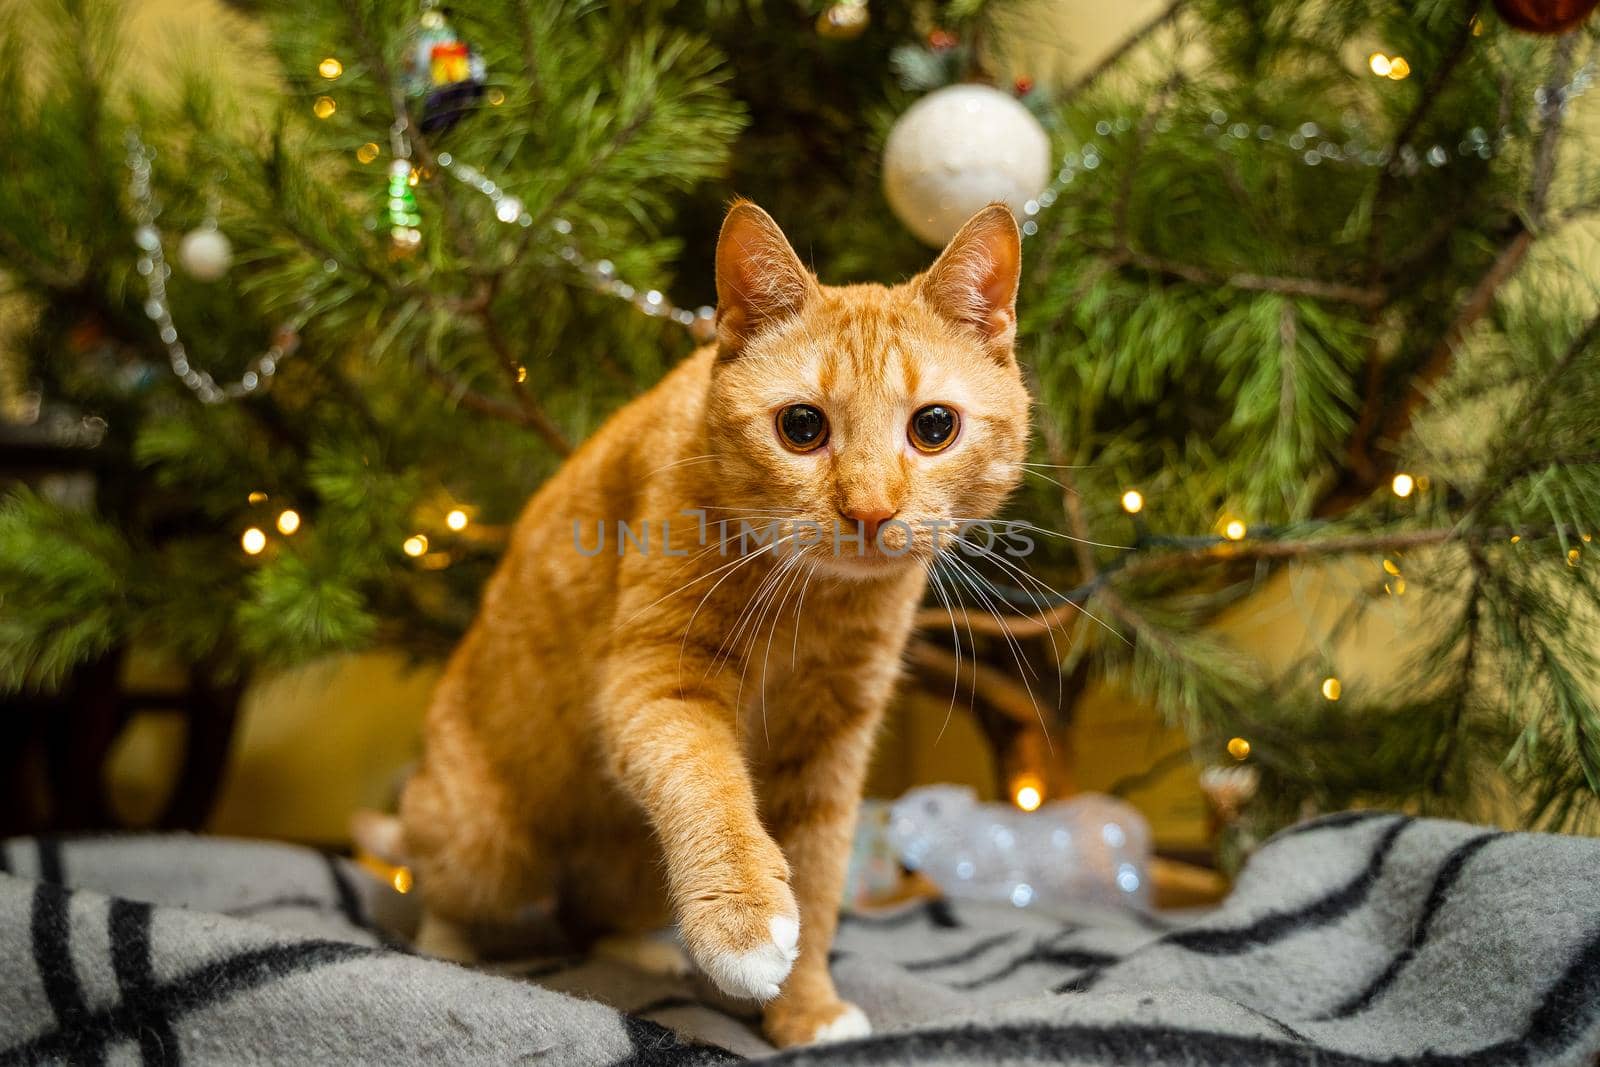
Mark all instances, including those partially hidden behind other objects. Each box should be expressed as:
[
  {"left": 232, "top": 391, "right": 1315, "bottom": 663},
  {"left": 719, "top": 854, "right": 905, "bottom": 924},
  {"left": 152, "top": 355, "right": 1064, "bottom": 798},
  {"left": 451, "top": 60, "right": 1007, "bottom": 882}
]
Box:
[
  {"left": 919, "top": 204, "right": 1022, "bottom": 359},
  {"left": 714, "top": 200, "right": 817, "bottom": 355}
]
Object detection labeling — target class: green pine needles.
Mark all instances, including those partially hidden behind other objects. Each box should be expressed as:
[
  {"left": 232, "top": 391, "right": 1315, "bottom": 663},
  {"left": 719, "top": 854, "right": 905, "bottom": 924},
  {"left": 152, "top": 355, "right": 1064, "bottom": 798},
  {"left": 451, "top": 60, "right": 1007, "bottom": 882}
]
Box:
[{"left": 1, "top": 0, "right": 1598, "bottom": 839}]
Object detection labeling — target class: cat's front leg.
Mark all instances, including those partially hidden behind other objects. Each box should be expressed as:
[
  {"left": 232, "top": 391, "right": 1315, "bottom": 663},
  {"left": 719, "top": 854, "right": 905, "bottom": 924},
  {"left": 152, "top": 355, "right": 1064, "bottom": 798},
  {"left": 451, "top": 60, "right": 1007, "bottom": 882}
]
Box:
[
  {"left": 758, "top": 706, "right": 882, "bottom": 1047},
  {"left": 598, "top": 672, "right": 800, "bottom": 1001}
]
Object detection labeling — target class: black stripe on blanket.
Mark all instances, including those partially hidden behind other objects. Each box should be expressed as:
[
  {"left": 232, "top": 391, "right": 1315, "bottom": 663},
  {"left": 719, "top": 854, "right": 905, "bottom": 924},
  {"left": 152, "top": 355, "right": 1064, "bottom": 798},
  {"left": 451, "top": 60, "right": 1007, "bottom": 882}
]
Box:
[
  {"left": 36, "top": 838, "right": 65, "bottom": 886},
  {"left": 1319, "top": 831, "right": 1500, "bottom": 1019},
  {"left": 838, "top": 898, "right": 962, "bottom": 930},
  {"left": 1275, "top": 810, "right": 1393, "bottom": 839},
  {"left": 110, "top": 898, "right": 178, "bottom": 1066},
  {"left": 611, "top": 1013, "right": 740, "bottom": 1066},
  {"left": 955, "top": 931, "right": 1119, "bottom": 990},
  {"left": 0, "top": 938, "right": 377, "bottom": 1065},
  {"left": 763, "top": 930, "right": 1600, "bottom": 1067},
  {"left": 1160, "top": 816, "right": 1411, "bottom": 955},
  {"left": 900, "top": 931, "right": 1018, "bottom": 972},
  {"left": 29, "top": 882, "right": 100, "bottom": 1065}
]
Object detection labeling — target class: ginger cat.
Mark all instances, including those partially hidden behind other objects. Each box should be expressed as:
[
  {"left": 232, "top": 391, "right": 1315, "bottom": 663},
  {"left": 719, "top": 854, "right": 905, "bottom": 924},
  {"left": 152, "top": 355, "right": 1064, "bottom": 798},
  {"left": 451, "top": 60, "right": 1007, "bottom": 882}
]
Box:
[{"left": 396, "top": 200, "right": 1030, "bottom": 1047}]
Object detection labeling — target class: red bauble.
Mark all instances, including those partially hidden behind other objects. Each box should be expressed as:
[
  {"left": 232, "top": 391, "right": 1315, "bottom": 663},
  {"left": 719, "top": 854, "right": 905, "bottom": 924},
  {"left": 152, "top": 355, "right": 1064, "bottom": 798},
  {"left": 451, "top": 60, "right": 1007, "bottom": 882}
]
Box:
[{"left": 1494, "top": 0, "right": 1598, "bottom": 33}]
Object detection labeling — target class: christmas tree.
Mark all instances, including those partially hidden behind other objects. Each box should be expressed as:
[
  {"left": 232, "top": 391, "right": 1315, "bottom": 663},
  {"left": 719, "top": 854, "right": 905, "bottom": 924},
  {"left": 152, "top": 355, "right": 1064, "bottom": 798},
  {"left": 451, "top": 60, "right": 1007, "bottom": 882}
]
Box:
[{"left": 2, "top": 0, "right": 1598, "bottom": 846}]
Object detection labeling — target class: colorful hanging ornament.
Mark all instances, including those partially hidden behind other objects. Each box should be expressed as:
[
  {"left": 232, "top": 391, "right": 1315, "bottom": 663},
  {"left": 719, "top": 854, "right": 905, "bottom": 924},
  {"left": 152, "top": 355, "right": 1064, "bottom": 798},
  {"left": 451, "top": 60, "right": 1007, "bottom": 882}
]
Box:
[
  {"left": 386, "top": 158, "right": 423, "bottom": 255},
  {"left": 882, "top": 83, "right": 1051, "bottom": 246},
  {"left": 1493, "top": 0, "right": 1599, "bottom": 33},
  {"left": 401, "top": 2, "right": 487, "bottom": 134},
  {"left": 383, "top": 118, "right": 423, "bottom": 255},
  {"left": 817, "top": 0, "right": 869, "bottom": 39}
]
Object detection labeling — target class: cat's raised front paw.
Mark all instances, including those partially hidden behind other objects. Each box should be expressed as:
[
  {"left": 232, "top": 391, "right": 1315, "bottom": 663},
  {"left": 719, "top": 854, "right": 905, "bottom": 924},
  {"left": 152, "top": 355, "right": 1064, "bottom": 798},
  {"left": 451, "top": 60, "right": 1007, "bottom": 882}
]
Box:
[
  {"left": 697, "top": 913, "right": 799, "bottom": 1000},
  {"left": 680, "top": 871, "right": 800, "bottom": 1000}
]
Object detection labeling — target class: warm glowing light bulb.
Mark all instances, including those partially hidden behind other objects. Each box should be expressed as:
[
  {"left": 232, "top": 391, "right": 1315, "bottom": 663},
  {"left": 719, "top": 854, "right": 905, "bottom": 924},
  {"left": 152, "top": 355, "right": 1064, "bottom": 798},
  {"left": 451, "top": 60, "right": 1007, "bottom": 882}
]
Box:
[
  {"left": 446, "top": 509, "right": 469, "bottom": 531},
  {"left": 356, "top": 142, "right": 380, "bottom": 164},
  {"left": 1391, "top": 472, "right": 1415, "bottom": 497},
  {"left": 487, "top": 88, "right": 506, "bottom": 106},
  {"left": 241, "top": 527, "right": 267, "bottom": 555},
  {"left": 1322, "top": 676, "right": 1342, "bottom": 701},
  {"left": 1387, "top": 56, "right": 1410, "bottom": 80},
  {"left": 403, "top": 534, "right": 429, "bottom": 557},
  {"left": 1223, "top": 519, "right": 1247, "bottom": 541},
  {"left": 1011, "top": 775, "right": 1044, "bottom": 812},
  {"left": 1569, "top": 548, "right": 1581, "bottom": 566},
  {"left": 515, "top": 365, "right": 528, "bottom": 383},
  {"left": 1368, "top": 53, "right": 1393, "bottom": 77},
  {"left": 1383, "top": 558, "right": 1401, "bottom": 576},
  {"left": 276, "top": 509, "right": 301, "bottom": 535},
  {"left": 248, "top": 491, "right": 268, "bottom": 505},
  {"left": 1227, "top": 737, "right": 1251, "bottom": 760},
  {"left": 318, "top": 57, "right": 343, "bottom": 79},
  {"left": 392, "top": 866, "right": 414, "bottom": 893},
  {"left": 1120, "top": 489, "right": 1144, "bottom": 514}
]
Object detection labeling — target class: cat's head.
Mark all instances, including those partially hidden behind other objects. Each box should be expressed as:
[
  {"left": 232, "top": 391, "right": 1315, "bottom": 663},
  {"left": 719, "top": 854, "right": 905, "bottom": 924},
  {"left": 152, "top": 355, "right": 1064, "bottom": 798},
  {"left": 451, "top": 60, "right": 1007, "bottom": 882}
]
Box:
[{"left": 703, "top": 200, "right": 1031, "bottom": 580}]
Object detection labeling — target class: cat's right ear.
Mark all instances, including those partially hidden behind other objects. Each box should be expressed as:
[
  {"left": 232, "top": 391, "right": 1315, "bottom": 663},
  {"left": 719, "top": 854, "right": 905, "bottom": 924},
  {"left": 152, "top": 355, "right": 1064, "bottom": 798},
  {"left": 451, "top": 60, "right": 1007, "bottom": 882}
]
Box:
[{"left": 714, "top": 200, "right": 816, "bottom": 355}]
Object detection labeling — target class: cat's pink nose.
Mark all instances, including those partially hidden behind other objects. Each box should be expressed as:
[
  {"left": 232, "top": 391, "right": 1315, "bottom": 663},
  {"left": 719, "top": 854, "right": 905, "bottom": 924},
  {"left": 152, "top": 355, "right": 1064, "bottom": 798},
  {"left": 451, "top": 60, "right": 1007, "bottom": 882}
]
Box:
[{"left": 841, "top": 505, "right": 897, "bottom": 544}]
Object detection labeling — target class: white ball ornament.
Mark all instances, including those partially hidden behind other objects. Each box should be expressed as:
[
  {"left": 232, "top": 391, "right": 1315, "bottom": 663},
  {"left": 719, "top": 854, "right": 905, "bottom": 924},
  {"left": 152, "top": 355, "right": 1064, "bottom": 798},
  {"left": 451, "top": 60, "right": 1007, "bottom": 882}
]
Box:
[
  {"left": 882, "top": 83, "right": 1052, "bottom": 246},
  {"left": 177, "top": 226, "right": 233, "bottom": 282}
]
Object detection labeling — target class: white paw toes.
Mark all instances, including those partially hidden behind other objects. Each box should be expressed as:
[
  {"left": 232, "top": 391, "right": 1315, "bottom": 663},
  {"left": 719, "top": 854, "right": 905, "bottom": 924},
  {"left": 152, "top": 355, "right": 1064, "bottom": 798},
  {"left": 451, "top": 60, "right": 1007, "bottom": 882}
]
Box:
[
  {"left": 812, "top": 1004, "right": 871, "bottom": 1043},
  {"left": 770, "top": 915, "right": 800, "bottom": 960},
  {"left": 700, "top": 915, "right": 800, "bottom": 1001}
]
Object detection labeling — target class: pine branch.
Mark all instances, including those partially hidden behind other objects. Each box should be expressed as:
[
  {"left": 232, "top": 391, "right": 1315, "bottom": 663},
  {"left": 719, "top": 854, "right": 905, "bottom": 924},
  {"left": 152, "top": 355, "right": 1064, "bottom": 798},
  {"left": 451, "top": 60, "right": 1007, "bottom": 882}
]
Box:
[
  {"left": 1099, "top": 245, "right": 1387, "bottom": 308},
  {"left": 914, "top": 525, "right": 1532, "bottom": 636},
  {"left": 1323, "top": 36, "right": 1578, "bottom": 514}
]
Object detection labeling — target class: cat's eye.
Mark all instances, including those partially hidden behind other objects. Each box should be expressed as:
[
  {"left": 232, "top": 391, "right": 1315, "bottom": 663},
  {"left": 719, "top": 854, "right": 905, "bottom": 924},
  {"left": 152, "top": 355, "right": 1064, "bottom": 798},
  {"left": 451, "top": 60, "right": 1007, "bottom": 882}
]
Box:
[
  {"left": 777, "top": 404, "right": 829, "bottom": 452},
  {"left": 909, "top": 404, "right": 959, "bottom": 453}
]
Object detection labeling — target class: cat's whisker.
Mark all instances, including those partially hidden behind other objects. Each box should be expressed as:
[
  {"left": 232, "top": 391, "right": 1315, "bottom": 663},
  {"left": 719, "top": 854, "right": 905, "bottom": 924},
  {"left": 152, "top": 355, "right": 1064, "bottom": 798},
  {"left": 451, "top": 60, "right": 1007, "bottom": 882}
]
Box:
[
  {"left": 789, "top": 557, "right": 818, "bottom": 671},
  {"left": 923, "top": 557, "right": 964, "bottom": 746},
  {"left": 945, "top": 548, "right": 1068, "bottom": 708},
  {"left": 962, "top": 540, "right": 1131, "bottom": 648},
  {"left": 615, "top": 532, "right": 786, "bottom": 632},
  {"left": 644, "top": 454, "right": 718, "bottom": 479},
  {"left": 941, "top": 551, "right": 1050, "bottom": 750},
  {"left": 946, "top": 515, "right": 1133, "bottom": 552},
  {"left": 755, "top": 553, "right": 811, "bottom": 746},
  {"left": 708, "top": 537, "right": 807, "bottom": 681},
  {"left": 665, "top": 538, "right": 787, "bottom": 679},
  {"left": 1020, "top": 468, "right": 1076, "bottom": 495},
  {"left": 1019, "top": 462, "right": 1098, "bottom": 470}
]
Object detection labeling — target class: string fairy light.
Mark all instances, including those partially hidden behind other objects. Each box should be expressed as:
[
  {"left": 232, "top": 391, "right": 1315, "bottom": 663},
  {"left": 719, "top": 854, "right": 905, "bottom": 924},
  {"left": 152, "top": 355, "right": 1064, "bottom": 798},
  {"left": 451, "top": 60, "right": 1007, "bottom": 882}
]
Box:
[
  {"left": 1322, "top": 676, "right": 1342, "bottom": 701},
  {"left": 445, "top": 508, "right": 469, "bottom": 531},
  {"left": 124, "top": 56, "right": 1596, "bottom": 406},
  {"left": 434, "top": 151, "right": 719, "bottom": 341},
  {"left": 276, "top": 509, "right": 301, "bottom": 535},
  {"left": 241, "top": 527, "right": 267, "bottom": 555},
  {"left": 1120, "top": 489, "right": 1145, "bottom": 514},
  {"left": 1391, "top": 472, "right": 1415, "bottom": 497},
  {"left": 124, "top": 129, "right": 310, "bottom": 405},
  {"left": 1227, "top": 737, "right": 1251, "bottom": 760},
  {"left": 1223, "top": 519, "right": 1248, "bottom": 541},
  {"left": 403, "top": 534, "right": 429, "bottom": 557}
]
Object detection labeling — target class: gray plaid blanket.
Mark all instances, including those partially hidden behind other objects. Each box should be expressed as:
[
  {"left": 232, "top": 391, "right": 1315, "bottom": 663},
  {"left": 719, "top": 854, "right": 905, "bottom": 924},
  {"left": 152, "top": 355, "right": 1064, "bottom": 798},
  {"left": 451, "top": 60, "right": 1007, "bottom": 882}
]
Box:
[{"left": 1, "top": 812, "right": 1597, "bottom": 1064}]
